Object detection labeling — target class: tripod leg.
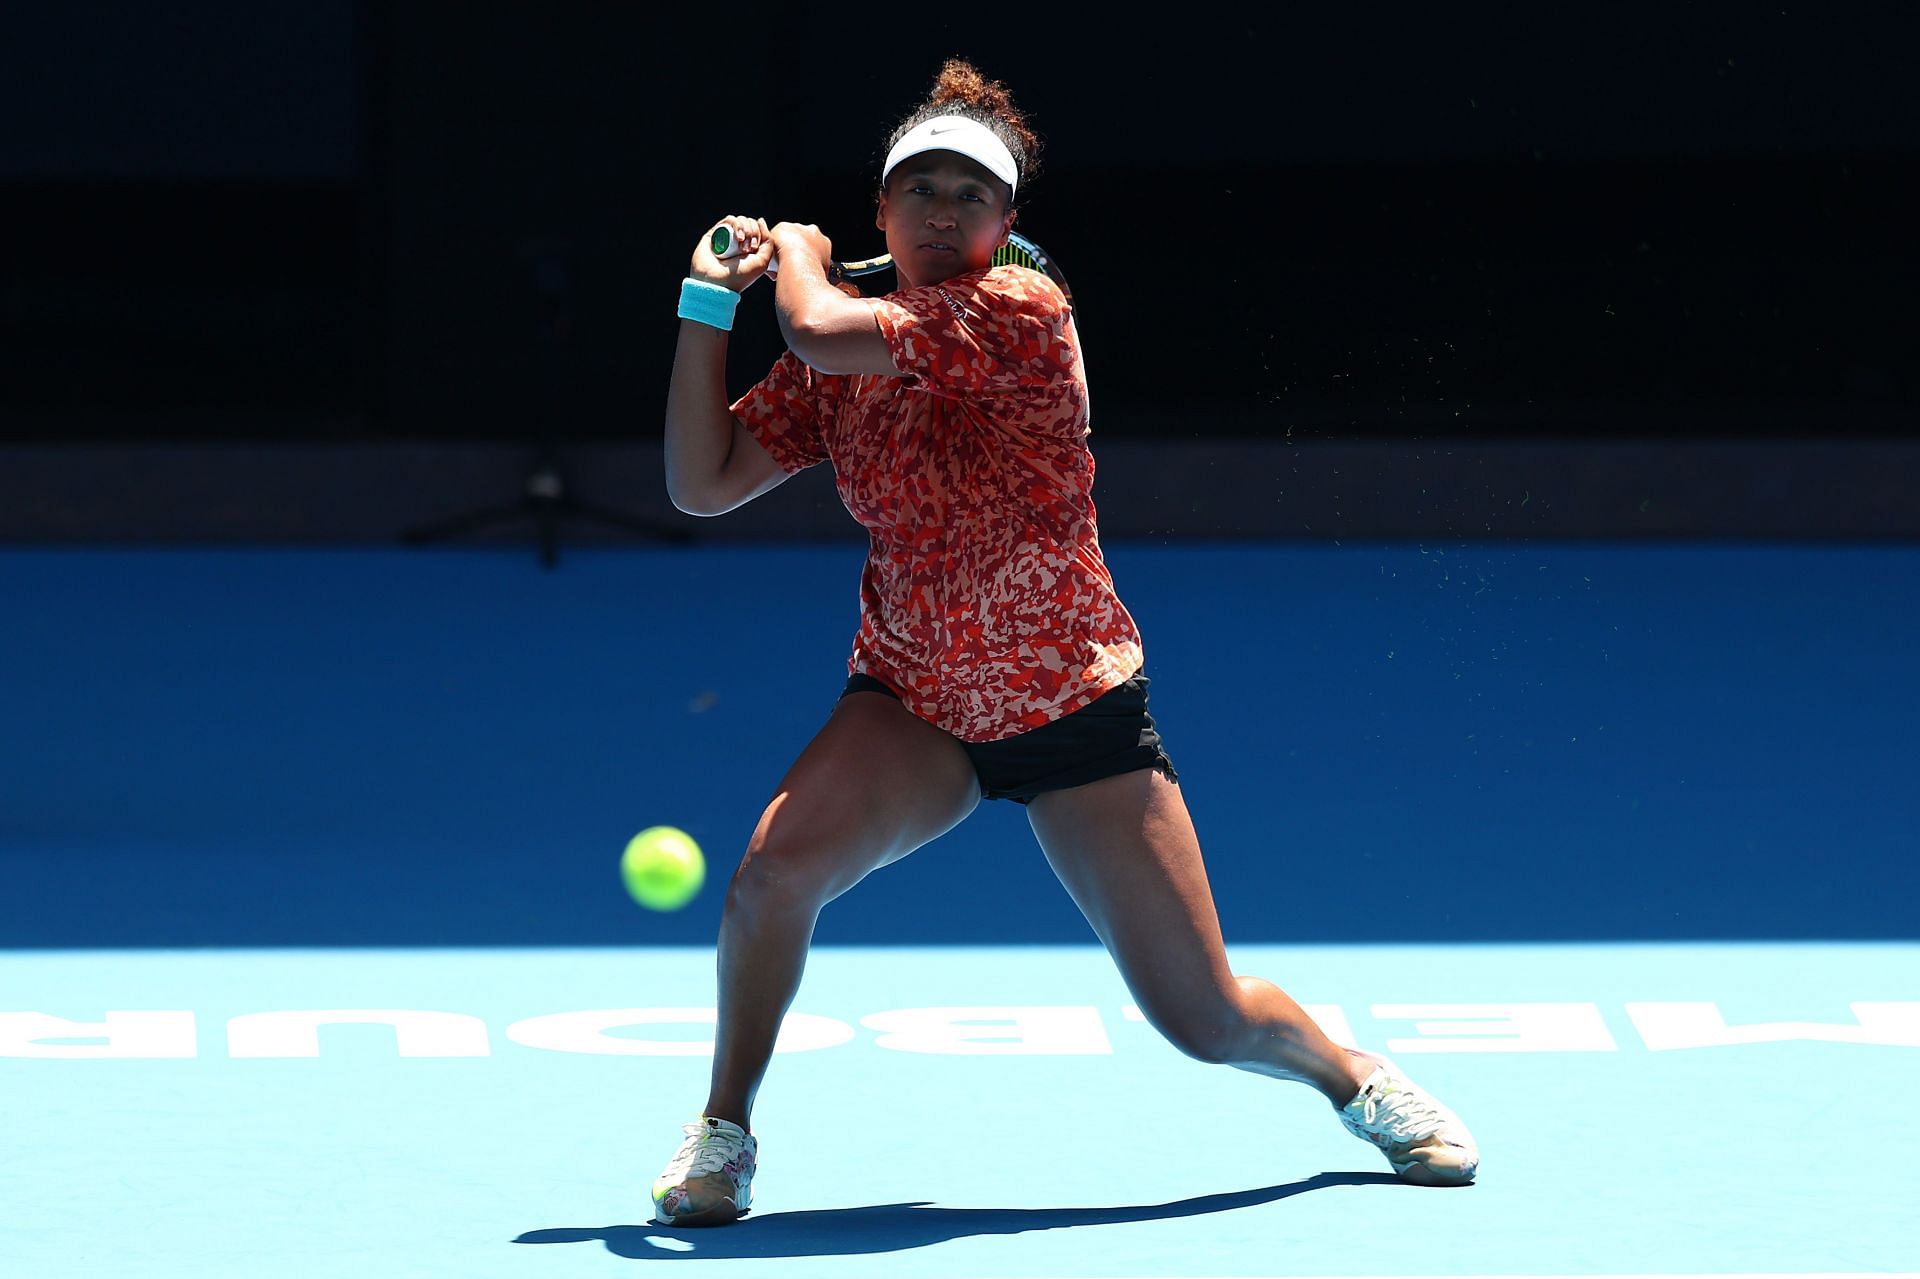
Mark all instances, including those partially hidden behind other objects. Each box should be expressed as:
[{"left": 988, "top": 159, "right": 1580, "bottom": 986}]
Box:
[{"left": 403, "top": 501, "right": 537, "bottom": 545}]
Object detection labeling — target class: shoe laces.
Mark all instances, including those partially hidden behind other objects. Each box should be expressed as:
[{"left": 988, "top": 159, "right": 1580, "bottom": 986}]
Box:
[
  {"left": 664, "top": 1120, "right": 747, "bottom": 1179},
  {"left": 1356, "top": 1079, "right": 1446, "bottom": 1143}
]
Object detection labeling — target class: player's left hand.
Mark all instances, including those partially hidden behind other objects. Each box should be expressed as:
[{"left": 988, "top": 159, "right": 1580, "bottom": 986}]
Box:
[{"left": 693, "top": 216, "right": 773, "bottom": 290}]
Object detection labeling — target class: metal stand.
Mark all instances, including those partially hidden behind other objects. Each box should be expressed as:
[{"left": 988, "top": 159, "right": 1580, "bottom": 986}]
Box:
[
  {"left": 401, "top": 443, "right": 691, "bottom": 568},
  {"left": 401, "top": 235, "right": 692, "bottom": 567}
]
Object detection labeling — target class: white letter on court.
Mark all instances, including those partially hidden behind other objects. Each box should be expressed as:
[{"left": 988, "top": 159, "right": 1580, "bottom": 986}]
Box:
[
  {"left": 0, "top": 1011, "right": 197, "bottom": 1059},
  {"left": 227, "top": 1010, "right": 491, "bottom": 1058},
  {"left": 505, "top": 1009, "right": 852, "bottom": 1056},
  {"left": 1373, "top": 1003, "right": 1617, "bottom": 1053},
  {"left": 1626, "top": 1001, "right": 1920, "bottom": 1050},
  {"left": 862, "top": 1006, "right": 1112, "bottom": 1055}
]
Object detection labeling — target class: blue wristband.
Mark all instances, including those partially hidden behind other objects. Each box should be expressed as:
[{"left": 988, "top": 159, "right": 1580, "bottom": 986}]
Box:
[{"left": 678, "top": 278, "right": 740, "bottom": 331}]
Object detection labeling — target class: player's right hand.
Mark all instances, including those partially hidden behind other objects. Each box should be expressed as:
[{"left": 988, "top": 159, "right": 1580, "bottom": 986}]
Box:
[{"left": 692, "top": 216, "right": 773, "bottom": 290}]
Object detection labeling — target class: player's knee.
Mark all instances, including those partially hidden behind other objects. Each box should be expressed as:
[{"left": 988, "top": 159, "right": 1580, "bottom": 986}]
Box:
[
  {"left": 726, "top": 830, "right": 869, "bottom": 915},
  {"left": 725, "top": 842, "right": 823, "bottom": 915}
]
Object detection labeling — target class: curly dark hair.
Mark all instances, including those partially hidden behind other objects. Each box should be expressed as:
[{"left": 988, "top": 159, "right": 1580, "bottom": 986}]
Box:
[{"left": 882, "top": 58, "right": 1042, "bottom": 203}]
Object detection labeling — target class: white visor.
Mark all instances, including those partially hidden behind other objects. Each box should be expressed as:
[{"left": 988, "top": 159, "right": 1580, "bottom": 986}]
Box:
[{"left": 882, "top": 115, "right": 1018, "bottom": 198}]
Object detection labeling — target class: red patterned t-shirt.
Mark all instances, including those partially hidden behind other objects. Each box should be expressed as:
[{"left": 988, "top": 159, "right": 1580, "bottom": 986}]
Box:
[{"left": 731, "top": 263, "right": 1144, "bottom": 743}]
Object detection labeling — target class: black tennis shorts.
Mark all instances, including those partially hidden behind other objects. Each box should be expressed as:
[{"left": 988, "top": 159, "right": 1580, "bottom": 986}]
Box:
[{"left": 839, "top": 671, "right": 1179, "bottom": 804}]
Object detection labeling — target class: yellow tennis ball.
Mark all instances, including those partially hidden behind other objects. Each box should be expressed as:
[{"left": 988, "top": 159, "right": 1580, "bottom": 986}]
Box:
[{"left": 620, "top": 826, "right": 705, "bottom": 911}]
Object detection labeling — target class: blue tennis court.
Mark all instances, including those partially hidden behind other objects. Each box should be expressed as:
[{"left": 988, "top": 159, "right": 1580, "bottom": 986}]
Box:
[{"left": 4, "top": 543, "right": 1916, "bottom": 1277}]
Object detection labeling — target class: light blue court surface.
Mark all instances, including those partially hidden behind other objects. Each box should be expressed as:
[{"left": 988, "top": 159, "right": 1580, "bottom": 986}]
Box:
[
  {"left": 3, "top": 543, "right": 1917, "bottom": 1275},
  {"left": 5, "top": 943, "right": 1919, "bottom": 1277}
]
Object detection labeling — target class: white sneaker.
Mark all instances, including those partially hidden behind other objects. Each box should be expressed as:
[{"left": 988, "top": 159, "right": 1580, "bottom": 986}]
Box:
[
  {"left": 1336, "top": 1049, "right": 1479, "bottom": 1185},
  {"left": 651, "top": 1116, "right": 757, "bottom": 1225}
]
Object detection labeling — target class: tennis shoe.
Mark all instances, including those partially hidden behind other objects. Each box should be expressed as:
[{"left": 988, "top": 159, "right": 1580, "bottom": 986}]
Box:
[
  {"left": 1336, "top": 1049, "right": 1479, "bottom": 1185},
  {"left": 651, "top": 1116, "right": 756, "bottom": 1226}
]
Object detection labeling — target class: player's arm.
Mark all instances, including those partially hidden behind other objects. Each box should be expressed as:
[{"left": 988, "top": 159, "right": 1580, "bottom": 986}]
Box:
[
  {"left": 664, "top": 216, "right": 795, "bottom": 517},
  {"left": 663, "top": 325, "right": 791, "bottom": 516},
  {"left": 768, "top": 222, "right": 898, "bottom": 377}
]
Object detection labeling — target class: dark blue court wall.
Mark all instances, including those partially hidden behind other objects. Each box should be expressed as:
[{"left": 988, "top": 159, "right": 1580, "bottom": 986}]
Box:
[{"left": 2, "top": 542, "right": 1913, "bottom": 949}]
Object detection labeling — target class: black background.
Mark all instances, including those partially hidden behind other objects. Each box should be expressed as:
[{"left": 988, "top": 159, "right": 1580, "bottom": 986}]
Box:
[{"left": 3, "top": 3, "right": 1914, "bottom": 443}]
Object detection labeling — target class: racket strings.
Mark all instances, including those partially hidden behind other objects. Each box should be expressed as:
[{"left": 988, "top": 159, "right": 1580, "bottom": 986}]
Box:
[{"left": 990, "top": 244, "right": 1041, "bottom": 271}]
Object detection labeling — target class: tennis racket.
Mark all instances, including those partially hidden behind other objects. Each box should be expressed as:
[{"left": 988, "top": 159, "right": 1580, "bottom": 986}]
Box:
[{"left": 709, "top": 225, "right": 1071, "bottom": 306}]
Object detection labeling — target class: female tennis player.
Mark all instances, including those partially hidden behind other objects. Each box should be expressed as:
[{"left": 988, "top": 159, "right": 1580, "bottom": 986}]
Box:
[{"left": 655, "top": 59, "right": 1479, "bottom": 1225}]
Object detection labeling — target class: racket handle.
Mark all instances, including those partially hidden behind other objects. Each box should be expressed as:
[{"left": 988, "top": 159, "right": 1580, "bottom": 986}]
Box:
[{"left": 710, "top": 225, "right": 780, "bottom": 276}]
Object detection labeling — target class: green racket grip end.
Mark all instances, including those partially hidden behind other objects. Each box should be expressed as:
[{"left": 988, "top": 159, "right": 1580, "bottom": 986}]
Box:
[{"left": 709, "top": 226, "right": 735, "bottom": 258}]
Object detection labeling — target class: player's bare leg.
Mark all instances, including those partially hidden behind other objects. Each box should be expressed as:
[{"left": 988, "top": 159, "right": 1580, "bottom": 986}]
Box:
[
  {"left": 652, "top": 690, "right": 978, "bottom": 1224},
  {"left": 1025, "top": 768, "right": 1367, "bottom": 1100},
  {"left": 703, "top": 691, "right": 978, "bottom": 1123},
  {"left": 1027, "top": 767, "right": 1479, "bottom": 1184}
]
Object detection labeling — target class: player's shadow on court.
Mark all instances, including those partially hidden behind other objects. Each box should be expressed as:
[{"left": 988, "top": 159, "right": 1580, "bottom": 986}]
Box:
[{"left": 516, "top": 1172, "right": 1406, "bottom": 1260}]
